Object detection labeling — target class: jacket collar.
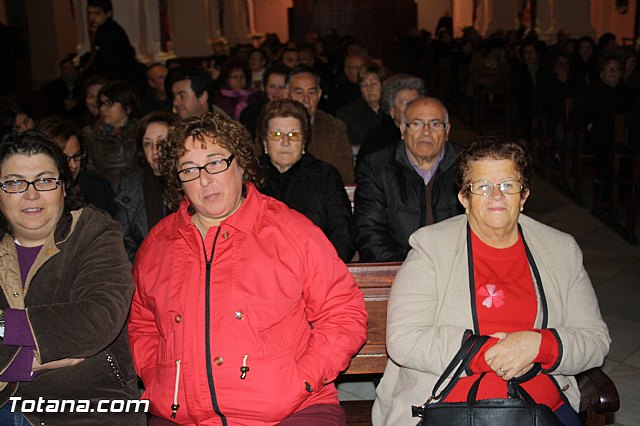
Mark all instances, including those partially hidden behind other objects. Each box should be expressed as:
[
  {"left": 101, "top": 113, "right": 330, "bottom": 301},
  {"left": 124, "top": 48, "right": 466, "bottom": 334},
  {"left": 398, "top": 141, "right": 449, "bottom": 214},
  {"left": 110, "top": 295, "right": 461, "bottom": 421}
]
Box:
[
  {"left": 176, "top": 182, "right": 262, "bottom": 237},
  {"left": 0, "top": 209, "right": 83, "bottom": 303}
]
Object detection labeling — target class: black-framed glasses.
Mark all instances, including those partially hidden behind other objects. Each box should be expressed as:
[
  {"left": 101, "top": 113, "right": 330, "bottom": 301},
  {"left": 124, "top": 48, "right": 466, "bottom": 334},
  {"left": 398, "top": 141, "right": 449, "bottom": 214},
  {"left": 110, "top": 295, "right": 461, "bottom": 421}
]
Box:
[
  {"left": 0, "top": 178, "right": 61, "bottom": 194},
  {"left": 404, "top": 119, "right": 447, "bottom": 132},
  {"left": 97, "top": 98, "right": 115, "bottom": 108},
  {"left": 468, "top": 180, "right": 523, "bottom": 196},
  {"left": 65, "top": 152, "right": 86, "bottom": 163},
  {"left": 176, "top": 155, "right": 235, "bottom": 182},
  {"left": 267, "top": 130, "right": 303, "bottom": 142}
]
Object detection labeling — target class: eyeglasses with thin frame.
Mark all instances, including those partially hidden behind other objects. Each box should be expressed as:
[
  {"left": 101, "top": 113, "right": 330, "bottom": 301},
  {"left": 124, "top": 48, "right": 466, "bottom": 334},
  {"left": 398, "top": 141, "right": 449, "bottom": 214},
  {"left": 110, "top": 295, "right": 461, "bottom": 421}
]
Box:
[
  {"left": 176, "top": 155, "right": 235, "bottom": 182},
  {"left": 65, "top": 152, "right": 86, "bottom": 163},
  {"left": 467, "top": 180, "right": 523, "bottom": 196},
  {"left": 404, "top": 119, "right": 447, "bottom": 132},
  {"left": 267, "top": 130, "right": 303, "bottom": 143},
  {"left": 0, "top": 178, "right": 61, "bottom": 194}
]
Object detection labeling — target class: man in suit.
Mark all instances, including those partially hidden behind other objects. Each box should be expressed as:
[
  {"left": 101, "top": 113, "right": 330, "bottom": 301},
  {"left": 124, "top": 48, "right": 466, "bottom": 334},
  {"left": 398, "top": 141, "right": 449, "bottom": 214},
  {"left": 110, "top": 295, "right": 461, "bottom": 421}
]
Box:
[{"left": 286, "top": 66, "right": 355, "bottom": 184}]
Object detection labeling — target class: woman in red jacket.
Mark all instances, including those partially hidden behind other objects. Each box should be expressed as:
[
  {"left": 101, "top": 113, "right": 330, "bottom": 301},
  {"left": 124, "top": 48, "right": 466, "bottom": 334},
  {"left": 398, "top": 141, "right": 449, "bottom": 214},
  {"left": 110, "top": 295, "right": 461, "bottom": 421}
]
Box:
[{"left": 128, "top": 113, "right": 367, "bottom": 426}]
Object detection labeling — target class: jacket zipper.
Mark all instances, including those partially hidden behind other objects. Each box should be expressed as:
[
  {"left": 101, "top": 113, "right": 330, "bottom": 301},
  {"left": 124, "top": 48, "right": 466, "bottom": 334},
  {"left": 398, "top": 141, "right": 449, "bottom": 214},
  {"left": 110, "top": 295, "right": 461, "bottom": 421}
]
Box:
[{"left": 202, "top": 227, "right": 227, "bottom": 425}]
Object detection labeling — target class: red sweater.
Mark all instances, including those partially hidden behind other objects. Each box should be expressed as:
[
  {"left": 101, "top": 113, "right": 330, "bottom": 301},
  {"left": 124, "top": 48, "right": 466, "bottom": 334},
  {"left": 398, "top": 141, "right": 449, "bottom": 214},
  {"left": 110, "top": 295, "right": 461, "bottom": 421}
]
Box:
[{"left": 444, "top": 231, "right": 562, "bottom": 410}]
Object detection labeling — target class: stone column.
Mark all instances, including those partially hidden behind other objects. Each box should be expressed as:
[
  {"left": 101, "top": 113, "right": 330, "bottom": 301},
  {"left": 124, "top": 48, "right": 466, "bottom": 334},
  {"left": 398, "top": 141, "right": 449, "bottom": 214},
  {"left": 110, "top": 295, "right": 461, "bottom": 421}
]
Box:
[
  {"left": 167, "top": 0, "right": 215, "bottom": 57},
  {"left": 141, "top": 0, "right": 175, "bottom": 62},
  {"left": 221, "top": 0, "right": 249, "bottom": 45},
  {"left": 26, "top": 0, "right": 79, "bottom": 86},
  {"left": 474, "top": 0, "right": 519, "bottom": 37},
  {"left": 417, "top": 0, "right": 453, "bottom": 35},
  {"left": 452, "top": 0, "right": 474, "bottom": 38}
]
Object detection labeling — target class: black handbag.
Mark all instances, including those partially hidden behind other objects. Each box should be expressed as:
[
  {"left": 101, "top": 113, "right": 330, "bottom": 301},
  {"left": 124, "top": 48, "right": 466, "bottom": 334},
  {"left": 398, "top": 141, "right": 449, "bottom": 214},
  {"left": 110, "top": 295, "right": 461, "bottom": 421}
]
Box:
[{"left": 411, "top": 336, "right": 563, "bottom": 426}]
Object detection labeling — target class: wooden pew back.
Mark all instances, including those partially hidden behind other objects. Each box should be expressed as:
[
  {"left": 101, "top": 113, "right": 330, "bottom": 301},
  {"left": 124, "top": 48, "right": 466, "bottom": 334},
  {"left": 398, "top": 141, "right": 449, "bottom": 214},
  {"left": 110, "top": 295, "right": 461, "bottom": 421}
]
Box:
[{"left": 342, "top": 262, "right": 400, "bottom": 375}]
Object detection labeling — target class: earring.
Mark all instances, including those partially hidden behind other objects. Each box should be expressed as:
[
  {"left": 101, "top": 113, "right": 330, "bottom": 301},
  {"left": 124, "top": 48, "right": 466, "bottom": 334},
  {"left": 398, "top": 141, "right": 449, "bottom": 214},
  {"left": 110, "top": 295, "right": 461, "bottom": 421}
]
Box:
[
  {"left": 520, "top": 205, "right": 524, "bottom": 212},
  {"left": 465, "top": 208, "right": 469, "bottom": 215}
]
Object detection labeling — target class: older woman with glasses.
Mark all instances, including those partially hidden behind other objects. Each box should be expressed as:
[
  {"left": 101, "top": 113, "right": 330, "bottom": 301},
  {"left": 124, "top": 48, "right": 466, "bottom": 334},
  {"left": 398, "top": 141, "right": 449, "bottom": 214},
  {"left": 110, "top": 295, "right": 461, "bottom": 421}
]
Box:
[
  {"left": 36, "top": 117, "right": 115, "bottom": 215},
  {"left": 372, "top": 137, "right": 610, "bottom": 426},
  {"left": 0, "top": 131, "right": 144, "bottom": 425},
  {"left": 258, "top": 99, "right": 354, "bottom": 262},
  {"left": 82, "top": 80, "right": 140, "bottom": 191},
  {"left": 129, "top": 113, "right": 367, "bottom": 425}
]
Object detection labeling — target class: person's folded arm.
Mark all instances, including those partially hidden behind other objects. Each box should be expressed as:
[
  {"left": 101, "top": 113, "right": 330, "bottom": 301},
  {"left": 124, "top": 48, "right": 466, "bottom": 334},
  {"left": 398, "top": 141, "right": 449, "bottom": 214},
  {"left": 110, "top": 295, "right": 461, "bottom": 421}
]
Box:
[
  {"left": 293, "top": 230, "right": 368, "bottom": 392},
  {"left": 25, "top": 222, "right": 134, "bottom": 364},
  {"left": 386, "top": 228, "right": 470, "bottom": 375}
]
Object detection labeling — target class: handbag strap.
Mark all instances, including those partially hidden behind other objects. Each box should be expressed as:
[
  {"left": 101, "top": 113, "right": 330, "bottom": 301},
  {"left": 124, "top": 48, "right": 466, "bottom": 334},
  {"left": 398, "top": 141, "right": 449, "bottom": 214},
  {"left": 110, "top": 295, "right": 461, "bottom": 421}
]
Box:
[
  {"left": 413, "top": 336, "right": 489, "bottom": 419},
  {"left": 466, "top": 372, "right": 538, "bottom": 408},
  {"left": 431, "top": 335, "right": 490, "bottom": 400}
]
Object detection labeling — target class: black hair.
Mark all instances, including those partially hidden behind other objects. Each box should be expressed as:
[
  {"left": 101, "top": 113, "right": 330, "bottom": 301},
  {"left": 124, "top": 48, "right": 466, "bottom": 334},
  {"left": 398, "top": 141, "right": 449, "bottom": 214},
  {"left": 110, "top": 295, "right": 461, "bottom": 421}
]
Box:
[
  {"left": 98, "top": 80, "right": 140, "bottom": 119},
  {"left": 87, "top": 0, "right": 113, "bottom": 13},
  {"left": 165, "top": 67, "right": 214, "bottom": 101}
]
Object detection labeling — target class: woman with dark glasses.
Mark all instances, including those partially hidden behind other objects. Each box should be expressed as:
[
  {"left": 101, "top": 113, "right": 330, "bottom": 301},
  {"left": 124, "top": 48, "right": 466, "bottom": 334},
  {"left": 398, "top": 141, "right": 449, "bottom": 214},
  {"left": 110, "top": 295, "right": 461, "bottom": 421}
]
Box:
[{"left": 82, "top": 80, "right": 141, "bottom": 191}]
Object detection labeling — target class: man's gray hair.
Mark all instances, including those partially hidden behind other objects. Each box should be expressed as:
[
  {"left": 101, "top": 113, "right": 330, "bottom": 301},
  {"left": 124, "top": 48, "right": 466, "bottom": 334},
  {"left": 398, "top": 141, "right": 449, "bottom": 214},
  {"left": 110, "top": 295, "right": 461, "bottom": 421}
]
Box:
[
  {"left": 285, "top": 65, "right": 321, "bottom": 89},
  {"left": 381, "top": 74, "right": 426, "bottom": 114}
]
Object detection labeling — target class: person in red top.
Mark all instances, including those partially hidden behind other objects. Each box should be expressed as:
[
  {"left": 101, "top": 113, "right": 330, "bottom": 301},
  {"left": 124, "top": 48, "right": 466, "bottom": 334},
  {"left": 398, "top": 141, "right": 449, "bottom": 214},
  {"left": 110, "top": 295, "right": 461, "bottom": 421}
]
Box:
[
  {"left": 128, "top": 113, "right": 367, "bottom": 425},
  {"left": 372, "top": 137, "right": 610, "bottom": 426}
]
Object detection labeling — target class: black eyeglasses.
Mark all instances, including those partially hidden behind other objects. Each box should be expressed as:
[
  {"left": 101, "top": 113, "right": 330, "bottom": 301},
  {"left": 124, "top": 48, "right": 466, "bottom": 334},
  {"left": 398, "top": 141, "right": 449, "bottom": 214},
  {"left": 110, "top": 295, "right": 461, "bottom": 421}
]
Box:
[
  {"left": 176, "top": 155, "right": 235, "bottom": 182},
  {"left": 0, "top": 178, "right": 61, "bottom": 194},
  {"left": 97, "top": 98, "right": 115, "bottom": 108},
  {"left": 65, "top": 152, "right": 86, "bottom": 163}
]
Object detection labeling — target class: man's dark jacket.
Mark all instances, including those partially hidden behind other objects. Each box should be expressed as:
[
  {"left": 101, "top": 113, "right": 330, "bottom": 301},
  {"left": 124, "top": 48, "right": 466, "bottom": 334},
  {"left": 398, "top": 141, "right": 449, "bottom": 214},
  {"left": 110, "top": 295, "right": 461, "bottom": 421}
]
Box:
[{"left": 354, "top": 140, "right": 462, "bottom": 262}]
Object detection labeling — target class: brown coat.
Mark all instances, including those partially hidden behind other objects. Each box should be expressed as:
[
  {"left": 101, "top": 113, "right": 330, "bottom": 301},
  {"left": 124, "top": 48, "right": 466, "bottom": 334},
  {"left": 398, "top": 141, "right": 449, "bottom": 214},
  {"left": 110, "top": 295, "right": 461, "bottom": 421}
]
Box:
[
  {"left": 0, "top": 206, "right": 145, "bottom": 425},
  {"left": 309, "top": 109, "right": 355, "bottom": 184}
]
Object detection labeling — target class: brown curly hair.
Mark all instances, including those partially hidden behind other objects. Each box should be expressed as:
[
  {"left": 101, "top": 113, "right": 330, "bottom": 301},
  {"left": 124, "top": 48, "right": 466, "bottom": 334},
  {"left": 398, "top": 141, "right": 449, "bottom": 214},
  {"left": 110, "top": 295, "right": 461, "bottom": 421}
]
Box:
[
  {"left": 159, "top": 113, "right": 263, "bottom": 211},
  {"left": 256, "top": 99, "right": 311, "bottom": 151},
  {"left": 455, "top": 136, "right": 532, "bottom": 198}
]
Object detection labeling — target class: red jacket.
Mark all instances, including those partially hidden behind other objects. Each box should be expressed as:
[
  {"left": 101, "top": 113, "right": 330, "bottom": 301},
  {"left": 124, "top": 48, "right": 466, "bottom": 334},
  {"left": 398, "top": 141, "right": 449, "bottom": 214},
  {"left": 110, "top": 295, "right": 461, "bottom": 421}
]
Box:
[{"left": 129, "top": 184, "right": 367, "bottom": 425}]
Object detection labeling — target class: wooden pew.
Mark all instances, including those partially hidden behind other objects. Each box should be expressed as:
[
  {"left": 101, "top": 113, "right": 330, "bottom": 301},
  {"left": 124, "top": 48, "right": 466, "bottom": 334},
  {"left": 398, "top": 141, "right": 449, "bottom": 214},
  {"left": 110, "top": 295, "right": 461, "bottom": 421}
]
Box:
[
  {"left": 605, "top": 112, "right": 638, "bottom": 243},
  {"left": 341, "top": 262, "right": 619, "bottom": 426}
]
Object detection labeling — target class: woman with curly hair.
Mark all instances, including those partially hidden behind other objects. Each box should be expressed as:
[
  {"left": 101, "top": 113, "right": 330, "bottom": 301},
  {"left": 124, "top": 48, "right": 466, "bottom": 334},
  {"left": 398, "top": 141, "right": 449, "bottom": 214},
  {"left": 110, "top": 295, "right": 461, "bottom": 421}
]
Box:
[{"left": 128, "top": 113, "right": 367, "bottom": 425}]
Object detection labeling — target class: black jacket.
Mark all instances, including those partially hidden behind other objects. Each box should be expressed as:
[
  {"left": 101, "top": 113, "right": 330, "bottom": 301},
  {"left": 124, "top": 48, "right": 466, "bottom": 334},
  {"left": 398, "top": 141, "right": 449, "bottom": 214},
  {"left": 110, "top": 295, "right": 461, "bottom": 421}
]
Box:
[
  {"left": 76, "top": 170, "right": 116, "bottom": 216},
  {"left": 259, "top": 153, "right": 354, "bottom": 262},
  {"left": 354, "top": 141, "right": 462, "bottom": 262},
  {"left": 336, "top": 97, "right": 384, "bottom": 147}
]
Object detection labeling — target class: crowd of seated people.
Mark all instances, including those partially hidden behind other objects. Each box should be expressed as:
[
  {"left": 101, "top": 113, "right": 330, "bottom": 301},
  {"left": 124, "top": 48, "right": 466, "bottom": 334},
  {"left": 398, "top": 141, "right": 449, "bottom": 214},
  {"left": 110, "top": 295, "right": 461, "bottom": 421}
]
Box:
[
  {"left": 1, "top": 23, "right": 638, "bottom": 260},
  {"left": 0, "top": 4, "right": 631, "bottom": 421}
]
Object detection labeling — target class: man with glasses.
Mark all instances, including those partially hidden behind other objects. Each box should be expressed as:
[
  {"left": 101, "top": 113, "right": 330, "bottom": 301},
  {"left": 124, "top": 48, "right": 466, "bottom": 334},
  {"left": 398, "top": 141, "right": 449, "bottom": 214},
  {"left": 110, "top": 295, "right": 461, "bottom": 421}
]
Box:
[
  {"left": 286, "top": 66, "right": 355, "bottom": 184},
  {"left": 354, "top": 96, "right": 462, "bottom": 261}
]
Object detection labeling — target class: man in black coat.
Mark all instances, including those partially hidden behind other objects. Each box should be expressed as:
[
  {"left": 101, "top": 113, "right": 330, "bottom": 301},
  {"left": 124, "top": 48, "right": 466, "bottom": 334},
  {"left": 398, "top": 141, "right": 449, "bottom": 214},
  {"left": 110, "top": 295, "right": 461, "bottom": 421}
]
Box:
[
  {"left": 84, "top": 0, "right": 145, "bottom": 91},
  {"left": 354, "top": 97, "right": 462, "bottom": 262}
]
